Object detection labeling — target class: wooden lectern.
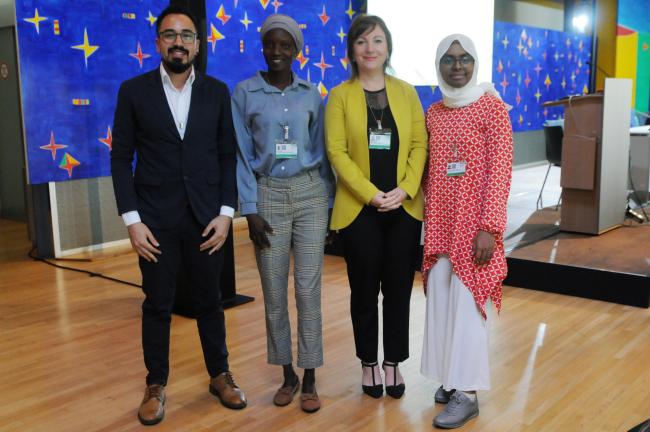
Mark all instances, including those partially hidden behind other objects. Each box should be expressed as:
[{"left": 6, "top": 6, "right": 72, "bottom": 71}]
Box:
[{"left": 543, "top": 78, "right": 633, "bottom": 234}]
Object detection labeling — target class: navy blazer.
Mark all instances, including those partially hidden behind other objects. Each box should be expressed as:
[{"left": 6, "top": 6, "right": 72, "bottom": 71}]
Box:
[{"left": 111, "top": 68, "right": 238, "bottom": 229}]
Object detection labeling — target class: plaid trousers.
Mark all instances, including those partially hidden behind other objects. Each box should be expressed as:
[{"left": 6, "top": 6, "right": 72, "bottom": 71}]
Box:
[{"left": 255, "top": 169, "right": 328, "bottom": 368}]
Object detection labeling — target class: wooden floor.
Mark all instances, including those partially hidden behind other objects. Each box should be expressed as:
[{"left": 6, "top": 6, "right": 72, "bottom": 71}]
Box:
[
  {"left": 1, "top": 218, "right": 649, "bottom": 432},
  {"left": 506, "top": 206, "right": 650, "bottom": 277}
]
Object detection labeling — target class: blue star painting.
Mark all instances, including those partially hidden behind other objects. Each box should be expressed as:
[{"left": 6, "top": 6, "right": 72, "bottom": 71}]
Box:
[
  {"left": 492, "top": 22, "right": 592, "bottom": 132},
  {"left": 17, "top": 0, "right": 167, "bottom": 184},
  {"left": 16, "top": 2, "right": 591, "bottom": 186},
  {"left": 205, "top": 0, "right": 364, "bottom": 97}
]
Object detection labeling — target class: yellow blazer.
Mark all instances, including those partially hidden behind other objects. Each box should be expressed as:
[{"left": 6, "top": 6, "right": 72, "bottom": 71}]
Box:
[{"left": 325, "top": 75, "right": 427, "bottom": 230}]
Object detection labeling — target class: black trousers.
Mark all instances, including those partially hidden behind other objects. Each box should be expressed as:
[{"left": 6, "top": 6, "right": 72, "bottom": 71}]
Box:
[
  {"left": 139, "top": 208, "right": 228, "bottom": 386},
  {"left": 339, "top": 205, "right": 422, "bottom": 363}
]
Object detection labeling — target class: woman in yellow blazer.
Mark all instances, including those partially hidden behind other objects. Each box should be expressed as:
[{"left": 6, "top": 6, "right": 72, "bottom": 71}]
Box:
[{"left": 325, "top": 14, "right": 427, "bottom": 400}]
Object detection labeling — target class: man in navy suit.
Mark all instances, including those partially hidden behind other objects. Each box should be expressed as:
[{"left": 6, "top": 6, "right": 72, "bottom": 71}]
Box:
[{"left": 110, "top": 5, "right": 246, "bottom": 425}]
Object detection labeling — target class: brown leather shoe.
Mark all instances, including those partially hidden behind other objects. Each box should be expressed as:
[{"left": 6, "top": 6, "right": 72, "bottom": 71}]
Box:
[
  {"left": 138, "top": 384, "right": 165, "bottom": 426},
  {"left": 209, "top": 371, "right": 247, "bottom": 409},
  {"left": 273, "top": 377, "right": 300, "bottom": 407},
  {"left": 300, "top": 387, "right": 321, "bottom": 413}
]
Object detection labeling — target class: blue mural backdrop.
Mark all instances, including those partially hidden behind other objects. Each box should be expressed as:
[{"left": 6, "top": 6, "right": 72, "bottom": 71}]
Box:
[
  {"left": 205, "top": 0, "right": 363, "bottom": 95},
  {"left": 491, "top": 21, "right": 592, "bottom": 132},
  {"left": 17, "top": 0, "right": 167, "bottom": 184},
  {"left": 16, "top": 2, "right": 592, "bottom": 185}
]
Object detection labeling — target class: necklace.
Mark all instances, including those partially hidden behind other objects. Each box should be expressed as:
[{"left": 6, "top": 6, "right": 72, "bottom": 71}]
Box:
[{"left": 365, "top": 91, "right": 385, "bottom": 130}]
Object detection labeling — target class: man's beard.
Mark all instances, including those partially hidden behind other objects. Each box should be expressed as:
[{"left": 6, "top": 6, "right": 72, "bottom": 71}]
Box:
[
  {"left": 163, "top": 46, "right": 193, "bottom": 74},
  {"left": 163, "top": 57, "right": 193, "bottom": 74}
]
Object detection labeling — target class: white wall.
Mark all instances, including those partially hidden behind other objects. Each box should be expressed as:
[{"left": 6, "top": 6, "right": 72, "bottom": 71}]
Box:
[{"left": 368, "top": 0, "right": 495, "bottom": 86}]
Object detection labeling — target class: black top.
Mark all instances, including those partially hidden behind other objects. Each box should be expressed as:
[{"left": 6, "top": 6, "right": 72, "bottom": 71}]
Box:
[{"left": 365, "top": 88, "right": 399, "bottom": 193}]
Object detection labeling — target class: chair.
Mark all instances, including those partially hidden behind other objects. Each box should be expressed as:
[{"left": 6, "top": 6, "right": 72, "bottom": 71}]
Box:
[{"left": 536, "top": 125, "right": 563, "bottom": 210}]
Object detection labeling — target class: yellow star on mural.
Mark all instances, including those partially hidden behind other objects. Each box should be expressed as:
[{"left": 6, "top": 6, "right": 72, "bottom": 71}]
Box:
[
  {"left": 337, "top": 27, "right": 347, "bottom": 43},
  {"left": 72, "top": 28, "right": 99, "bottom": 68},
  {"left": 240, "top": 11, "right": 253, "bottom": 30},
  {"left": 317, "top": 81, "right": 328, "bottom": 99},
  {"left": 207, "top": 23, "right": 225, "bottom": 53},
  {"left": 295, "top": 50, "right": 309, "bottom": 69},
  {"left": 146, "top": 11, "right": 157, "bottom": 27},
  {"left": 345, "top": 0, "right": 355, "bottom": 20},
  {"left": 516, "top": 40, "right": 524, "bottom": 55},
  {"left": 24, "top": 8, "right": 48, "bottom": 34},
  {"left": 216, "top": 4, "right": 231, "bottom": 25}
]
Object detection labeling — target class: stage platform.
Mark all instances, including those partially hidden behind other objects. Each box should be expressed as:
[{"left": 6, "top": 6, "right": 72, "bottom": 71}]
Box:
[{"left": 504, "top": 165, "right": 650, "bottom": 308}]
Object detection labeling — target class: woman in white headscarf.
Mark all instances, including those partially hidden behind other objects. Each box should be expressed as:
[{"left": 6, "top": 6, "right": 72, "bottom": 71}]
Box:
[{"left": 420, "top": 34, "right": 513, "bottom": 429}]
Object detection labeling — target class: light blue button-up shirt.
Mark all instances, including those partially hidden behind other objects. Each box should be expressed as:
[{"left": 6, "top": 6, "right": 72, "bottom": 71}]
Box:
[{"left": 232, "top": 72, "right": 335, "bottom": 215}]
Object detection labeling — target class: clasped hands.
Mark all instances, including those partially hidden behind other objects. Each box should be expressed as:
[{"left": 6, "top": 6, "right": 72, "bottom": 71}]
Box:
[
  {"left": 127, "top": 215, "right": 232, "bottom": 262},
  {"left": 370, "top": 187, "right": 407, "bottom": 212}
]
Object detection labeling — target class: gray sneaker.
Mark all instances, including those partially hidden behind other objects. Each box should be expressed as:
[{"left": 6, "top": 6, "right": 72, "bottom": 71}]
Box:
[
  {"left": 434, "top": 386, "right": 456, "bottom": 404},
  {"left": 433, "top": 392, "right": 479, "bottom": 429}
]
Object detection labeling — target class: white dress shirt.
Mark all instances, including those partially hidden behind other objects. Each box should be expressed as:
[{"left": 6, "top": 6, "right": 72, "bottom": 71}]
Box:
[{"left": 121, "top": 64, "right": 235, "bottom": 226}]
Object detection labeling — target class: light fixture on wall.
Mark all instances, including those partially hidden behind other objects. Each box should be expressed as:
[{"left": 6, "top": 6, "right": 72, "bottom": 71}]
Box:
[
  {"left": 572, "top": 13, "right": 589, "bottom": 33},
  {"left": 565, "top": 0, "right": 597, "bottom": 92},
  {"left": 571, "top": 0, "right": 592, "bottom": 34}
]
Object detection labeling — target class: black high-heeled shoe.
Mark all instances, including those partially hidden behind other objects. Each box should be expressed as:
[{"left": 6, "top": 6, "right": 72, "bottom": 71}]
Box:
[
  {"left": 361, "top": 361, "right": 383, "bottom": 398},
  {"left": 382, "top": 361, "right": 405, "bottom": 399}
]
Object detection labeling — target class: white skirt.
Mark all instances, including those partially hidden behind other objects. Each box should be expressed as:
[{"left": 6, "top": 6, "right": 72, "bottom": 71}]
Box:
[{"left": 420, "top": 256, "right": 491, "bottom": 391}]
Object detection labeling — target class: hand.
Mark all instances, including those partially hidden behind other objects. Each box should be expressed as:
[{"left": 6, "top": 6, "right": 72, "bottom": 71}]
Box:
[
  {"left": 127, "top": 222, "right": 161, "bottom": 263},
  {"left": 200, "top": 215, "right": 232, "bottom": 254},
  {"left": 369, "top": 191, "right": 388, "bottom": 208},
  {"left": 378, "top": 187, "right": 407, "bottom": 212},
  {"left": 245, "top": 214, "right": 273, "bottom": 249},
  {"left": 472, "top": 230, "right": 495, "bottom": 267}
]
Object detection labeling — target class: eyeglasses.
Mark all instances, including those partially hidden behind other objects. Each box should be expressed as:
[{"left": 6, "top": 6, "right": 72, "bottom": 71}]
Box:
[
  {"left": 158, "top": 30, "right": 197, "bottom": 44},
  {"left": 440, "top": 54, "right": 475, "bottom": 66}
]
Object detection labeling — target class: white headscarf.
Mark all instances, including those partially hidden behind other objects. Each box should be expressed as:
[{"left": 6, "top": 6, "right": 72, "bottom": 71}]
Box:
[{"left": 435, "top": 34, "right": 506, "bottom": 109}]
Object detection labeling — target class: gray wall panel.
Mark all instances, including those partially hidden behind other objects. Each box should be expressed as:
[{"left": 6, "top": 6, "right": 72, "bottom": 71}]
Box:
[
  {"left": 0, "top": 26, "right": 27, "bottom": 220},
  {"left": 513, "top": 130, "right": 546, "bottom": 166},
  {"left": 54, "top": 176, "right": 126, "bottom": 252}
]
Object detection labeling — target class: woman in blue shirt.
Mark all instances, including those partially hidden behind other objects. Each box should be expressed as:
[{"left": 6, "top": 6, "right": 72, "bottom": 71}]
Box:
[{"left": 231, "top": 14, "right": 334, "bottom": 413}]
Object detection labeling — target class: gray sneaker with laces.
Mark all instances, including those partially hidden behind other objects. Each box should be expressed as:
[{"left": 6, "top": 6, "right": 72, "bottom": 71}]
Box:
[
  {"left": 434, "top": 385, "right": 456, "bottom": 404},
  {"left": 433, "top": 391, "right": 479, "bottom": 429}
]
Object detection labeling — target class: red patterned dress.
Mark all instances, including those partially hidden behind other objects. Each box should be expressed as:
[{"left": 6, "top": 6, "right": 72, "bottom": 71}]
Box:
[{"left": 422, "top": 93, "right": 513, "bottom": 318}]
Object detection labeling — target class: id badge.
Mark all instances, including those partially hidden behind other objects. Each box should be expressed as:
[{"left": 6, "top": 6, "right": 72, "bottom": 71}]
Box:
[
  {"left": 369, "top": 128, "right": 391, "bottom": 150},
  {"left": 446, "top": 161, "right": 467, "bottom": 176},
  {"left": 275, "top": 140, "right": 298, "bottom": 159}
]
